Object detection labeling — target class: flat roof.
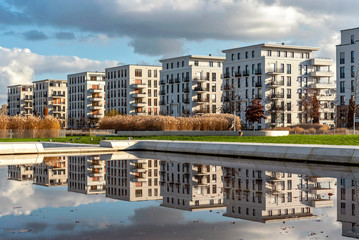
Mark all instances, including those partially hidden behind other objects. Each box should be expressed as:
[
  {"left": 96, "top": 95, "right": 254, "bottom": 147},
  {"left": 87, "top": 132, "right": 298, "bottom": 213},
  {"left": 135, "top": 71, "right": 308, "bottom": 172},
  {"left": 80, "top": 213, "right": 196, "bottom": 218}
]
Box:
[
  {"left": 7, "top": 84, "right": 33, "bottom": 88},
  {"left": 67, "top": 71, "right": 105, "bottom": 76},
  {"left": 222, "top": 43, "right": 319, "bottom": 53},
  {"left": 341, "top": 26, "right": 359, "bottom": 32},
  {"left": 159, "top": 55, "right": 225, "bottom": 62},
  {"left": 105, "top": 64, "right": 162, "bottom": 70},
  {"left": 33, "top": 79, "right": 67, "bottom": 83}
]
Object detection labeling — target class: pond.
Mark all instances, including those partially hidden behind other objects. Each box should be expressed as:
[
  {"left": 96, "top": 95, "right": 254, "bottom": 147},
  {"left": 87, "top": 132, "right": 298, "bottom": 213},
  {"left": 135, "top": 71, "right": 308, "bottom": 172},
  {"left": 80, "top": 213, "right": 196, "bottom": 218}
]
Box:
[{"left": 0, "top": 151, "right": 357, "bottom": 240}]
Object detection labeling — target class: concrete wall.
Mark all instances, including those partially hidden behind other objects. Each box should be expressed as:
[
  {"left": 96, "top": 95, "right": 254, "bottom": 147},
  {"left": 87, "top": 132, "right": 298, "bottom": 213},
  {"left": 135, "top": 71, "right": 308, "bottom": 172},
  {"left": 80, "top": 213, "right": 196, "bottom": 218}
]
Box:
[
  {"left": 0, "top": 143, "right": 44, "bottom": 155},
  {"left": 115, "top": 130, "right": 289, "bottom": 137}
]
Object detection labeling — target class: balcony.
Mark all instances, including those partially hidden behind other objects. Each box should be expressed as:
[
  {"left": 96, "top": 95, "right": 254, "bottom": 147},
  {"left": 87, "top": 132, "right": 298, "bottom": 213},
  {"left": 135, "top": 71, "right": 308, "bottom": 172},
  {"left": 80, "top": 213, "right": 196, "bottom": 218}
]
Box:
[
  {"left": 184, "top": 77, "right": 190, "bottom": 82},
  {"left": 131, "top": 83, "right": 147, "bottom": 88},
  {"left": 255, "top": 82, "right": 262, "bottom": 87},
  {"left": 183, "top": 99, "right": 190, "bottom": 104},
  {"left": 88, "top": 113, "right": 105, "bottom": 118},
  {"left": 267, "top": 81, "right": 284, "bottom": 88},
  {"left": 183, "top": 87, "right": 190, "bottom": 93},
  {"left": 242, "top": 70, "right": 250, "bottom": 76},
  {"left": 266, "top": 68, "right": 284, "bottom": 75},
  {"left": 194, "top": 98, "right": 209, "bottom": 104},
  {"left": 255, "top": 69, "right": 262, "bottom": 75},
  {"left": 193, "top": 87, "right": 208, "bottom": 92},
  {"left": 89, "top": 97, "right": 102, "bottom": 102},
  {"left": 160, "top": 80, "right": 166, "bottom": 85},
  {"left": 131, "top": 93, "right": 147, "bottom": 98},
  {"left": 51, "top": 94, "right": 66, "bottom": 98},
  {"left": 160, "top": 100, "right": 166, "bottom": 105},
  {"left": 132, "top": 176, "right": 147, "bottom": 182},
  {"left": 309, "top": 71, "right": 334, "bottom": 77},
  {"left": 168, "top": 78, "right": 174, "bottom": 84},
  {"left": 311, "top": 58, "right": 333, "bottom": 66},
  {"left": 270, "top": 106, "right": 284, "bottom": 111},
  {"left": 89, "top": 88, "right": 103, "bottom": 93},
  {"left": 311, "top": 188, "right": 334, "bottom": 195},
  {"left": 159, "top": 90, "right": 166, "bottom": 95},
  {"left": 269, "top": 93, "right": 284, "bottom": 99},
  {"left": 175, "top": 78, "right": 181, "bottom": 83},
  {"left": 318, "top": 94, "right": 335, "bottom": 101},
  {"left": 312, "top": 199, "right": 334, "bottom": 208},
  {"left": 235, "top": 72, "right": 241, "bottom": 77},
  {"left": 224, "top": 73, "right": 230, "bottom": 78},
  {"left": 89, "top": 105, "right": 102, "bottom": 110},
  {"left": 132, "top": 102, "right": 146, "bottom": 107},
  {"left": 309, "top": 82, "right": 335, "bottom": 89}
]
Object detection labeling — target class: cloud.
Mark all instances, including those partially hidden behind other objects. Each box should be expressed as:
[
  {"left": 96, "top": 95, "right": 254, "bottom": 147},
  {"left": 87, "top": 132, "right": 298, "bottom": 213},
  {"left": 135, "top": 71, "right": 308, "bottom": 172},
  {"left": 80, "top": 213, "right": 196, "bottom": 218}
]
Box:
[
  {"left": 55, "top": 31, "right": 75, "bottom": 40},
  {"left": 23, "top": 30, "right": 48, "bottom": 41},
  {"left": 0, "top": 0, "right": 352, "bottom": 57},
  {"left": 0, "top": 46, "right": 120, "bottom": 103}
]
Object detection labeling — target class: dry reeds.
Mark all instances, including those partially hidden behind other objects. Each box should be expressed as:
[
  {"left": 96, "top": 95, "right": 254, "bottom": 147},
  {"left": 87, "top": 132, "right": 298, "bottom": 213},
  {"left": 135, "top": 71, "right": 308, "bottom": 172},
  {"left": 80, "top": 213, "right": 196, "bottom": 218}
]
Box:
[{"left": 99, "top": 114, "right": 241, "bottom": 131}]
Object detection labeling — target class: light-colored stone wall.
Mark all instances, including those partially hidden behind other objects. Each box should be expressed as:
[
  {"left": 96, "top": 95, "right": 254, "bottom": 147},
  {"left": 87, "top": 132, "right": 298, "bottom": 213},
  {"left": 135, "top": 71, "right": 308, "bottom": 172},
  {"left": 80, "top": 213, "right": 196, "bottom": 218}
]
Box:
[{"left": 7, "top": 84, "right": 33, "bottom": 116}]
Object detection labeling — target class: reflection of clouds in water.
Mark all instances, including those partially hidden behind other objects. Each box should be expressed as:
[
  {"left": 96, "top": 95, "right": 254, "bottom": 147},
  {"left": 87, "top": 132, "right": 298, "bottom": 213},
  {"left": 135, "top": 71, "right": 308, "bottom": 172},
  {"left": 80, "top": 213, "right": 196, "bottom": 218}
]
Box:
[
  {"left": 4, "top": 205, "right": 345, "bottom": 240},
  {"left": 0, "top": 168, "right": 109, "bottom": 218}
]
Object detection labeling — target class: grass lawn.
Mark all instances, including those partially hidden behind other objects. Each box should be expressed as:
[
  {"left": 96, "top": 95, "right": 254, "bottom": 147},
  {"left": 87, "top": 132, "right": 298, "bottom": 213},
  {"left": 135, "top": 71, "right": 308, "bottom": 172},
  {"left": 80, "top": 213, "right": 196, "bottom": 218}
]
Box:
[{"left": 1, "top": 134, "right": 359, "bottom": 145}]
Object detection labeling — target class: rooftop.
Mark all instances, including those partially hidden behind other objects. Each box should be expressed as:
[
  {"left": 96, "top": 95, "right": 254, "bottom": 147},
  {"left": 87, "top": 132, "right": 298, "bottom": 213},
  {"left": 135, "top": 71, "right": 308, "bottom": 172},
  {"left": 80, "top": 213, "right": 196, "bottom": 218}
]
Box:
[
  {"left": 159, "top": 55, "right": 225, "bottom": 62},
  {"left": 222, "top": 43, "right": 320, "bottom": 53}
]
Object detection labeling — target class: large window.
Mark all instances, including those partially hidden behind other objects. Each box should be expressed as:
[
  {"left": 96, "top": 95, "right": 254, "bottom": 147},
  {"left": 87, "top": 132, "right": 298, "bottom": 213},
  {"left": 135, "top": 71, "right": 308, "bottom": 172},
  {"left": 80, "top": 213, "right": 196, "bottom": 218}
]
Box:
[
  {"left": 340, "top": 67, "right": 345, "bottom": 78},
  {"left": 135, "top": 69, "right": 142, "bottom": 77}
]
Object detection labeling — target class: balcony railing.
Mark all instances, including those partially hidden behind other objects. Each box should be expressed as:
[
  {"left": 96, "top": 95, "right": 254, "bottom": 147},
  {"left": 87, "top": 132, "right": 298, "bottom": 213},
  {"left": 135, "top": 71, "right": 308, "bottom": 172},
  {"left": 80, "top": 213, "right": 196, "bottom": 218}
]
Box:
[
  {"left": 183, "top": 87, "right": 190, "bottom": 93},
  {"left": 242, "top": 70, "right": 250, "bottom": 76},
  {"left": 268, "top": 81, "right": 284, "bottom": 87},
  {"left": 175, "top": 78, "right": 180, "bottom": 83},
  {"left": 235, "top": 72, "right": 241, "bottom": 77},
  {"left": 266, "top": 68, "right": 284, "bottom": 74},
  {"left": 160, "top": 80, "right": 166, "bottom": 85},
  {"left": 255, "top": 69, "right": 262, "bottom": 75},
  {"left": 224, "top": 73, "right": 230, "bottom": 78},
  {"left": 270, "top": 93, "right": 284, "bottom": 99},
  {"left": 184, "top": 77, "right": 190, "bottom": 82}
]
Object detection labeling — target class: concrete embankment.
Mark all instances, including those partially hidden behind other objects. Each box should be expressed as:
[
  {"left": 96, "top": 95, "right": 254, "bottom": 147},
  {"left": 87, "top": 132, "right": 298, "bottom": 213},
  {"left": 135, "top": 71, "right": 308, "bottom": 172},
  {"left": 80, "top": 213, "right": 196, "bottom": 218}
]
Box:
[{"left": 100, "top": 140, "right": 359, "bottom": 165}]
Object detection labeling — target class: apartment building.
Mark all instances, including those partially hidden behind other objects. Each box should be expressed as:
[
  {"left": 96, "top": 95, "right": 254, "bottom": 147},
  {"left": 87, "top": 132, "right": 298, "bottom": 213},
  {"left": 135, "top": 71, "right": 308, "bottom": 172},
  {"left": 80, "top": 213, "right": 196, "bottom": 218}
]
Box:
[
  {"left": 8, "top": 165, "right": 34, "bottom": 181},
  {"left": 0, "top": 104, "right": 7, "bottom": 115},
  {"left": 105, "top": 65, "right": 161, "bottom": 116},
  {"left": 67, "top": 72, "right": 105, "bottom": 128},
  {"left": 33, "top": 79, "right": 68, "bottom": 128},
  {"left": 160, "top": 161, "right": 225, "bottom": 211},
  {"left": 336, "top": 27, "right": 359, "bottom": 128},
  {"left": 7, "top": 84, "right": 33, "bottom": 116},
  {"left": 337, "top": 177, "right": 359, "bottom": 238},
  {"left": 68, "top": 155, "right": 106, "bottom": 195},
  {"left": 222, "top": 167, "right": 335, "bottom": 222},
  {"left": 106, "top": 159, "right": 161, "bottom": 201},
  {"left": 33, "top": 156, "right": 68, "bottom": 187},
  {"left": 159, "top": 55, "right": 225, "bottom": 116},
  {"left": 222, "top": 43, "right": 335, "bottom": 129}
]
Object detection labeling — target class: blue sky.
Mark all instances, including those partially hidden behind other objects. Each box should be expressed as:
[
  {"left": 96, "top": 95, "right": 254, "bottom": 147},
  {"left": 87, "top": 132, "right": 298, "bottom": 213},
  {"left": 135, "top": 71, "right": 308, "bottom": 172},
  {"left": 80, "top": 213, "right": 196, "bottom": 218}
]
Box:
[{"left": 0, "top": 0, "right": 357, "bottom": 104}]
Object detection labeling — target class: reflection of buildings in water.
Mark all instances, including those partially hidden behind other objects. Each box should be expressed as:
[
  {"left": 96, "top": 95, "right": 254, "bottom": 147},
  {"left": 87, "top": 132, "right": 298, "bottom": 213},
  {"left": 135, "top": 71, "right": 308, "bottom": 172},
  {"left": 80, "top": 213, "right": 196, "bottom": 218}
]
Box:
[
  {"left": 68, "top": 156, "right": 106, "bottom": 195},
  {"left": 8, "top": 165, "right": 34, "bottom": 181},
  {"left": 222, "top": 167, "right": 335, "bottom": 223},
  {"left": 337, "top": 178, "right": 359, "bottom": 238},
  {"left": 106, "top": 159, "right": 161, "bottom": 201},
  {"left": 160, "top": 161, "right": 225, "bottom": 211},
  {"left": 33, "top": 156, "right": 68, "bottom": 187}
]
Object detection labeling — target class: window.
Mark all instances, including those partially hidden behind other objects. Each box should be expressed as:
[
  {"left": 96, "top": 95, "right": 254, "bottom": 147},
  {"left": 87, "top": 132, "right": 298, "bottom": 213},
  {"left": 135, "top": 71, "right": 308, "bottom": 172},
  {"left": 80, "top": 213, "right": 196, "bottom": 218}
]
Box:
[
  {"left": 237, "top": 53, "right": 240, "bottom": 60},
  {"left": 252, "top": 50, "right": 255, "bottom": 58},
  {"left": 340, "top": 52, "right": 345, "bottom": 64},
  {"left": 209, "top": 61, "right": 213, "bottom": 67},
  {"left": 340, "top": 67, "right": 345, "bottom": 78},
  {"left": 217, "top": 62, "right": 221, "bottom": 67},
  {"left": 267, "top": 50, "right": 272, "bottom": 56},
  {"left": 351, "top": 51, "right": 355, "bottom": 63},
  {"left": 231, "top": 54, "right": 234, "bottom": 61},
  {"left": 182, "top": 61, "right": 185, "bottom": 67},
  {"left": 351, "top": 35, "right": 355, "bottom": 44},
  {"left": 352, "top": 66, "right": 355, "bottom": 77},
  {"left": 287, "top": 64, "right": 291, "bottom": 74},
  {"left": 287, "top": 113, "right": 291, "bottom": 124},
  {"left": 284, "top": 51, "right": 287, "bottom": 57},
  {"left": 277, "top": 51, "right": 280, "bottom": 57},
  {"left": 287, "top": 76, "right": 291, "bottom": 86},
  {"left": 245, "top": 51, "right": 248, "bottom": 59},
  {"left": 135, "top": 69, "right": 142, "bottom": 77},
  {"left": 154, "top": 70, "right": 157, "bottom": 78},
  {"left": 194, "top": 60, "right": 199, "bottom": 66}
]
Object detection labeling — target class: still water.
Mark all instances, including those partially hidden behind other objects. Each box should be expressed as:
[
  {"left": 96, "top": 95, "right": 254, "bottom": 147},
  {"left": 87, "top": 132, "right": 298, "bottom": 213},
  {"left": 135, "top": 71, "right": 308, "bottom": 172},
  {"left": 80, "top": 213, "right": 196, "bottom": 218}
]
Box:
[{"left": 0, "top": 151, "right": 357, "bottom": 240}]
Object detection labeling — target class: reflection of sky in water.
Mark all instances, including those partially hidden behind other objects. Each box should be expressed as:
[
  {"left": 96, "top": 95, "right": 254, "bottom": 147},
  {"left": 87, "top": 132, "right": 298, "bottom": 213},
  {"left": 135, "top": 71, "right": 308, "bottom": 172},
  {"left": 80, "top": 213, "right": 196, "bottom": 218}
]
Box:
[{"left": 0, "top": 163, "right": 352, "bottom": 240}]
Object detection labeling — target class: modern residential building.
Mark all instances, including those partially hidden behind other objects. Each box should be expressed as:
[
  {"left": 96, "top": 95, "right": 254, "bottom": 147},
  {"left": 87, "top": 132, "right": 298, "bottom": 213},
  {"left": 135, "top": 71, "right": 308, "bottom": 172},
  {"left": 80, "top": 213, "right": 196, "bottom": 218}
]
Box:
[
  {"left": 33, "top": 79, "right": 68, "bottom": 128},
  {"left": 337, "top": 177, "right": 359, "bottom": 238},
  {"left": 159, "top": 55, "right": 225, "bottom": 116},
  {"left": 336, "top": 27, "right": 359, "bottom": 128},
  {"left": 8, "top": 165, "right": 34, "bottom": 181},
  {"left": 68, "top": 155, "right": 106, "bottom": 195},
  {"left": 106, "top": 159, "right": 161, "bottom": 201},
  {"left": 160, "top": 161, "right": 225, "bottom": 211},
  {"left": 7, "top": 84, "right": 33, "bottom": 116},
  {"left": 222, "top": 43, "right": 335, "bottom": 129},
  {"left": 0, "top": 104, "right": 8, "bottom": 115},
  {"left": 105, "top": 65, "right": 162, "bottom": 116},
  {"left": 33, "top": 156, "right": 68, "bottom": 187},
  {"left": 67, "top": 72, "right": 106, "bottom": 128},
  {"left": 222, "top": 167, "right": 335, "bottom": 222}
]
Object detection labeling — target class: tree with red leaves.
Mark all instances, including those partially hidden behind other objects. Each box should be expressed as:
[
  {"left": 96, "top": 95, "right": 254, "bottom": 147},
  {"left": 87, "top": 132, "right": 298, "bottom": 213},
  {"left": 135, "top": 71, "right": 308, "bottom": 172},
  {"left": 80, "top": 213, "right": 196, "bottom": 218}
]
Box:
[
  {"left": 43, "top": 106, "right": 48, "bottom": 117},
  {"left": 245, "top": 99, "right": 266, "bottom": 130}
]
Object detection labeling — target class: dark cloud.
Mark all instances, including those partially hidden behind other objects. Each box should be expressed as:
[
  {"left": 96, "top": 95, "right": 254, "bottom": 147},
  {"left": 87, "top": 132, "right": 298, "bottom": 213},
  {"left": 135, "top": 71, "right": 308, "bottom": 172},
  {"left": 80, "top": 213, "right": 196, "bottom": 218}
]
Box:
[
  {"left": 128, "top": 206, "right": 184, "bottom": 225},
  {"left": 55, "top": 32, "right": 75, "bottom": 40},
  {"left": 23, "top": 222, "right": 49, "bottom": 233},
  {"left": 54, "top": 223, "right": 76, "bottom": 231},
  {"left": 128, "top": 38, "right": 186, "bottom": 57},
  {"left": 23, "top": 30, "right": 48, "bottom": 41}
]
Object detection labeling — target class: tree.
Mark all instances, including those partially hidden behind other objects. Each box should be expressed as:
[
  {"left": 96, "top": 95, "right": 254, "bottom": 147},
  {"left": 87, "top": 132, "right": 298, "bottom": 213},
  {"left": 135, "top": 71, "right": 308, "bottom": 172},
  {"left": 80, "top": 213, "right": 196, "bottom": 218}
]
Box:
[
  {"left": 43, "top": 106, "right": 48, "bottom": 117},
  {"left": 311, "top": 94, "right": 320, "bottom": 124},
  {"left": 245, "top": 99, "right": 266, "bottom": 130},
  {"left": 300, "top": 89, "right": 320, "bottom": 124},
  {"left": 348, "top": 98, "right": 355, "bottom": 128}
]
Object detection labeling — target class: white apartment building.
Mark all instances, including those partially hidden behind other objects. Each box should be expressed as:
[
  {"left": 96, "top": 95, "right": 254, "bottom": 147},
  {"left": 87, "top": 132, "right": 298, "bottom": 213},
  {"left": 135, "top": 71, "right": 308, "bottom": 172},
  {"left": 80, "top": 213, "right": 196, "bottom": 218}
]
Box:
[
  {"left": 33, "top": 79, "right": 68, "bottom": 128},
  {"left": 336, "top": 27, "right": 359, "bottom": 128},
  {"left": 160, "top": 161, "right": 225, "bottom": 211},
  {"left": 67, "top": 72, "right": 106, "bottom": 128},
  {"left": 222, "top": 167, "right": 335, "bottom": 222},
  {"left": 105, "top": 65, "right": 161, "bottom": 115},
  {"left": 106, "top": 159, "right": 161, "bottom": 201},
  {"left": 33, "top": 156, "right": 68, "bottom": 187},
  {"left": 337, "top": 177, "right": 359, "bottom": 238},
  {"left": 223, "top": 44, "right": 335, "bottom": 129},
  {"left": 7, "top": 84, "right": 33, "bottom": 116},
  {"left": 8, "top": 165, "right": 34, "bottom": 181},
  {"left": 68, "top": 155, "right": 106, "bottom": 195},
  {"left": 159, "top": 55, "right": 225, "bottom": 116}
]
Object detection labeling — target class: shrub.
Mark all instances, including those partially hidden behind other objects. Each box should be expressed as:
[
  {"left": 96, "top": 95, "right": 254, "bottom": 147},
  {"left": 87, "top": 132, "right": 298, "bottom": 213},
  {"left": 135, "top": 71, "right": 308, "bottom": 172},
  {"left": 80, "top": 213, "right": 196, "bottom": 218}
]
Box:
[{"left": 99, "top": 114, "right": 241, "bottom": 131}]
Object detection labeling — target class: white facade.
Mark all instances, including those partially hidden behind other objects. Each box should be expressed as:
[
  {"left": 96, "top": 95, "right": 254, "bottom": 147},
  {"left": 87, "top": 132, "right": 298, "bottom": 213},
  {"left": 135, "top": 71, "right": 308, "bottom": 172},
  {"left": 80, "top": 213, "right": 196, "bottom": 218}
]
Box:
[
  {"left": 106, "top": 159, "right": 161, "bottom": 201},
  {"left": 105, "top": 65, "right": 161, "bottom": 116},
  {"left": 7, "top": 84, "right": 33, "bottom": 116},
  {"left": 33, "top": 156, "right": 68, "bottom": 187},
  {"left": 8, "top": 165, "right": 34, "bottom": 181},
  {"left": 68, "top": 72, "right": 105, "bottom": 128},
  {"left": 68, "top": 155, "right": 106, "bottom": 195},
  {"left": 159, "top": 55, "right": 225, "bottom": 116},
  {"left": 160, "top": 161, "right": 225, "bottom": 211},
  {"left": 223, "top": 44, "right": 335, "bottom": 129},
  {"left": 336, "top": 27, "right": 359, "bottom": 128},
  {"left": 33, "top": 79, "right": 68, "bottom": 128}
]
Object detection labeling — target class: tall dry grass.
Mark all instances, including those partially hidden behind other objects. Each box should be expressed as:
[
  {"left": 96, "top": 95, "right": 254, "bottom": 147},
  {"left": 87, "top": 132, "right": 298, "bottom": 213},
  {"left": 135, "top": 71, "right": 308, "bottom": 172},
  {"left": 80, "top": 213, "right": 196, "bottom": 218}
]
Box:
[
  {"left": 99, "top": 114, "right": 241, "bottom": 131},
  {"left": 0, "top": 115, "right": 61, "bottom": 138}
]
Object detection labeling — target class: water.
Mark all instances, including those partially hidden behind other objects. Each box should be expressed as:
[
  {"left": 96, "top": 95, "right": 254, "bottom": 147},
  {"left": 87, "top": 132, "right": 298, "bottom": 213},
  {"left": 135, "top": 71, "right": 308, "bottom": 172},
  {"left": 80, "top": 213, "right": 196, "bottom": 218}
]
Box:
[{"left": 0, "top": 151, "right": 357, "bottom": 240}]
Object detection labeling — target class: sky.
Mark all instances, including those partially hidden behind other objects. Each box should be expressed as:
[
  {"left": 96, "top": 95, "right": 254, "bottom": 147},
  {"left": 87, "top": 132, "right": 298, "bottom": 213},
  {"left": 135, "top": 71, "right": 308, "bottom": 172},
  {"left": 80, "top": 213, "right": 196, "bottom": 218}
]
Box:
[{"left": 0, "top": 0, "right": 357, "bottom": 104}]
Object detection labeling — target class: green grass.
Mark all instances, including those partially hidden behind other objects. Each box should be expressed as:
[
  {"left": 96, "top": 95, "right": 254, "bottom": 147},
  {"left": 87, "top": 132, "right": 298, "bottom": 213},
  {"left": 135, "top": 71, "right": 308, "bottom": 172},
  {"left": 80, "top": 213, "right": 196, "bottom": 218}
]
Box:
[{"left": 1, "top": 134, "right": 359, "bottom": 145}]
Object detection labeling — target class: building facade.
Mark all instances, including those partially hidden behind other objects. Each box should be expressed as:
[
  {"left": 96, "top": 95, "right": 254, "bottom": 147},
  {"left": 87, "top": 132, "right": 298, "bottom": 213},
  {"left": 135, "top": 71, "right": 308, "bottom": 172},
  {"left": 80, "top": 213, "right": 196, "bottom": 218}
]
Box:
[
  {"left": 33, "top": 156, "right": 68, "bottom": 187},
  {"left": 67, "top": 72, "right": 106, "bottom": 128},
  {"left": 159, "top": 55, "right": 225, "bottom": 116},
  {"left": 33, "top": 79, "right": 68, "bottom": 128},
  {"left": 7, "top": 84, "right": 33, "bottom": 116},
  {"left": 336, "top": 27, "right": 359, "bottom": 128},
  {"left": 8, "top": 165, "right": 34, "bottom": 181},
  {"left": 105, "top": 65, "right": 161, "bottom": 116},
  {"left": 106, "top": 159, "right": 161, "bottom": 201},
  {"left": 223, "top": 44, "right": 335, "bottom": 129}
]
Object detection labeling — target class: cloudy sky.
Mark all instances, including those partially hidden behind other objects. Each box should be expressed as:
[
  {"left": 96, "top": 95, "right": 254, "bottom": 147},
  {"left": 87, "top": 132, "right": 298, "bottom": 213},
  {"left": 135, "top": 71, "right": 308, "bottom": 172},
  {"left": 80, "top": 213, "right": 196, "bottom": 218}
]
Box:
[{"left": 0, "top": 0, "right": 356, "bottom": 103}]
